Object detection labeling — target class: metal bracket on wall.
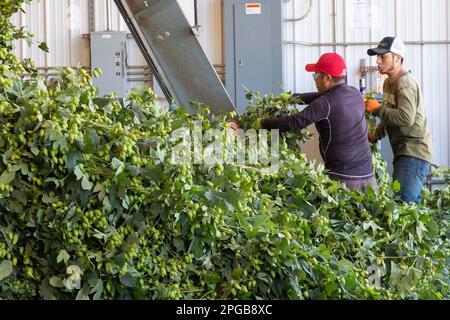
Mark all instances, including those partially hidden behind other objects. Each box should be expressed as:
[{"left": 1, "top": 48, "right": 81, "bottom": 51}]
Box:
[
  {"left": 283, "top": 0, "right": 312, "bottom": 22},
  {"left": 191, "top": 0, "right": 202, "bottom": 37},
  {"left": 359, "top": 59, "right": 378, "bottom": 78}
]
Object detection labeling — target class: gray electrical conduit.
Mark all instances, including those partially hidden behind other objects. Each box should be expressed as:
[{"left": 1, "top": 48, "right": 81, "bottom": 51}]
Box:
[{"left": 283, "top": 0, "right": 313, "bottom": 22}]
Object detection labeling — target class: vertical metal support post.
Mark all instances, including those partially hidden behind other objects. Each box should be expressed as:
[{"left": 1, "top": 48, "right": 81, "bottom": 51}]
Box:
[
  {"left": 88, "top": 0, "right": 95, "bottom": 33},
  {"left": 194, "top": 0, "right": 198, "bottom": 26},
  {"left": 332, "top": 0, "right": 338, "bottom": 52},
  {"left": 191, "top": 0, "right": 201, "bottom": 36},
  {"left": 292, "top": 0, "right": 297, "bottom": 91},
  {"left": 447, "top": 0, "right": 450, "bottom": 165},
  {"left": 106, "top": 0, "right": 112, "bottom": 31},
  {"left": 420, "top": 0, "right": 424, "bottom": 85}
]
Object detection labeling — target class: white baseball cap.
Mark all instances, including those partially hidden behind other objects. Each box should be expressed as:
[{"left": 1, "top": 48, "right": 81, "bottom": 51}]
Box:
[{"left": 368, "top": 36, "right": 406, "bottom": 58}]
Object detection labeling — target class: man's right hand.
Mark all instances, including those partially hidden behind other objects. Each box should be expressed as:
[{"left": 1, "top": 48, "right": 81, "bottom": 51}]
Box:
[
  {"left": 368, "top": 124, "right": 384, "bottom": 143},
  {"left": 368, "top": 134, "right": 378, "bottom": 143}
]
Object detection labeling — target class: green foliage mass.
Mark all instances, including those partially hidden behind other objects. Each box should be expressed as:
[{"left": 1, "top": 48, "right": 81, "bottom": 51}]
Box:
[{"left": 0, "top": 1, "right": 448, "bottom": 300}]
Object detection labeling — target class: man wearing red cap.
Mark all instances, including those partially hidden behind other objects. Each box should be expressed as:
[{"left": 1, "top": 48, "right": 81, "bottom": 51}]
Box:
[{"left": 257, "top": 53, "right": 376, "bottom": 191}]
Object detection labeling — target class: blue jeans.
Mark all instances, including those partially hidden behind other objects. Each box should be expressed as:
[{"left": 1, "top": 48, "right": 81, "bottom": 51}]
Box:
[{"left": 393, "top": 156, "right": 430, "bottom": 204}]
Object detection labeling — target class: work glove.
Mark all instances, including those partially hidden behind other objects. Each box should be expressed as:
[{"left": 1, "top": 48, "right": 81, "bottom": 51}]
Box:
[{"left": 365, "top": 99, "right": 382, "bottom": 116}]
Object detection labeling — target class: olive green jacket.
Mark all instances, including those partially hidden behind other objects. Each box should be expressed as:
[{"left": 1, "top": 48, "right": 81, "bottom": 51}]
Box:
[{"left": 377, "top": 71, "right": 432, "bottom": 163}]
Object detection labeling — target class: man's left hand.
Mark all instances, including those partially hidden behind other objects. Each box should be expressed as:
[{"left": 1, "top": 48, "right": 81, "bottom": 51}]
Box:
[{"left": 228, "top": 119, "right": 241, "bottom": 131}]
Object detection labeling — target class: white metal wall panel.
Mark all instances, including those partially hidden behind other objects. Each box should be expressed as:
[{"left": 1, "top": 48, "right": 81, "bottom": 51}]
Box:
[
  {"left": 282, "top": 0, "right": 449, "bottom": 167},
  {"left": 92, "top": 0, "right": 221, "bottom": 65},
  {"left": 199, "top": 0, "right": 223, "bottom": 66},
  {"left": 12, "top": 0, "right": 90, "bottom": 67}
]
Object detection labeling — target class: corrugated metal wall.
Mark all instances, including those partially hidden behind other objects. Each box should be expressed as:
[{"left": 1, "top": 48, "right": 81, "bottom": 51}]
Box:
[
  {"left": 11, "top": 0, "right": 450, "bottom": 166},
  {"left": 282, "top": 0, "right": 450, "bottom": 167},
  {"left": 12, "top": 0, "right": 91, "bottom": 67}
]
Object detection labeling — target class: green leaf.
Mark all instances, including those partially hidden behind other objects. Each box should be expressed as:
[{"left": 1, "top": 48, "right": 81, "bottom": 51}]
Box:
[
  {"left": 53, "top": 135, "right": 67, "bottom": 151},
  {"left": 30, "top": 145, "right": 40, "bottom": 156},
  {"left": 90, "top": 279, "right": 104, "bottom": 300},
  {"left": 392, "top": 180, "right": 401, "bottom": 193},
  {"left": 173, "top": 238, "right": 185, "bottom": 252},
  {"left": 39, "top": 279, "right": 57, "bottom": 300},
  {"left": 55, "top": 92, "right": 72, "bottom": 105},
  {"left": 122, "top": 195, "right": 130, "bottom": 209},
  {"left": 44, "top": 177, "right": 61, "bottom": 188},
  {"left": 81, "top": 177, "right": 93, "bottom": 190},
  {"left": 84, "top": 129, "right": 100, "bottom": 154},
  {"left": 49, "top": 276, "right": 65, "bottom": 288},
  {"left": 67, "top": 152, "right": 82, "bottom": 173},
  {"left": 57, "top": 250, "right": 70, "bottom": 264},
  {"left": 42, "top": 193, "right": 59, "bottom": 204},
  {"left": 94, "top": 183, "right": 106, "bottom": 201},
  {"left": 111, "top": 157, "right": 122, "bottom": 170},
  {"left": 0, "top": 171, "right": 15, "bottom": 184},
  {"left": 390, "top": 262, "right": 402, "bottom": 285},
  {"left": 75, "top": 286, "right": 90, "bottom": 300},
  {"left": 36, "top": 77, "right": 47, "bottom": 92},
  {"left": 11, "top": 190, "right": 27, "bottom": 205},
  {"left": 38, "top": 41, "right": 49, "bottom": 53},
  {"left": 0, "top": 260, "right": 13, "bottom": 281},
  {"left": 140, "top": 167, "right": 162, "bottom": 182},
  {"left": 363, "top": 220, "right": 381, "bottom": 235},
  {"left": 126, "top": 165, "right": 140, "bottom": 177},
  {"left": 2, "top": 148, "right": 13, "bottom": 165},
  {"left": 416, "top": 221, "right": 427, "bottom": 242},
  {"left": 112, "top": 158, "right": 124, "bottom": 176},
  {"left": 119, "top": 274, "right": 137, "bottom": 288},
  {"left": 74, "top": 165, "right": 84, "bottom": 180},
  {"left": 338, "top": 259, "right": 354, "bottom": 270},
  {"left": 205, "top": 191, "right": 218, "bottom": 204}
]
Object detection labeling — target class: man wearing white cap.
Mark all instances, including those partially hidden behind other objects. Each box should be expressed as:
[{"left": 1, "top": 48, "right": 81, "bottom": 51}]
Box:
[{"left": 367, "top": 36, "right": 432, "bottom": 203}]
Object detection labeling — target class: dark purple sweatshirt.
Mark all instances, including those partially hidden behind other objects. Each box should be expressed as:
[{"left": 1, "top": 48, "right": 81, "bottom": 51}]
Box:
[{"left": 262, "top": 84, "right": 374, "bottom": 180}]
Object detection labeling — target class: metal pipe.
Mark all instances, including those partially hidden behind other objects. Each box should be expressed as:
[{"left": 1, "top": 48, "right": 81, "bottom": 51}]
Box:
[
  {"left": 191, "top": 0, "right": 201, "bottom": 36},
  {"left": 448, "top": 0, "right": 450, "bottom": 165},
  {"left": 283, "top": 40, "right": 450, "bottom": 46},
  {"left": 127, "top": 79, "right": 152, "bottom": 82},
  {"left": 420, "top": 0, "right": 424, "bottom": 86},
  {"left": 394, "top": 0, "right": 398, "bottom": 36},
  {"left": 88, "top": 0, "right": 95, "bottom": 33},
  {"left": 127, "top": 71, "right": 152, "bottom": 76},
  {"left": 283, "top": 0, "right": 312, "bottom": 22},
  {"left": 343, "top": 0, "right": 347, "bottom": 60},
  {"left": 368, "top": 2, "right": 373, "bottom": 91},
  {"left": 36, "top": 66, "right": 90, "bottom": 70},
  {"left": 332, "top": 0, "right": 338, "bottom": 52},
  {"left": 127, "top": 65, "right": 150, "bottom": 70},
  {"left": 194, "top": 0, "right": 199, "bottom": 27},
  {"left": 44, "top": 0, "right": 49, "bottom": 67},
  {"left": 292, "top": 0, "right": 296, "bottom": 90},
  {"left": 106, "top": 0, "right": 112, "bottom": 31}
]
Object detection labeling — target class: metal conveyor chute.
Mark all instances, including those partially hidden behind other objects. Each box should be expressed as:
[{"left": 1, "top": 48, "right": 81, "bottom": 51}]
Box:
[{"left": 114, "top": 0, "right": 236, "bottom": 114}]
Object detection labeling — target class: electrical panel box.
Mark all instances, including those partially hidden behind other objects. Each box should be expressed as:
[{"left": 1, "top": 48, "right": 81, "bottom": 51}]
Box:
[
  {"left": 223, "top": 0, "right": 282, "bottom": 114},
  {"left": 90, "top": 31, "right": 128, "bottom": 98}
]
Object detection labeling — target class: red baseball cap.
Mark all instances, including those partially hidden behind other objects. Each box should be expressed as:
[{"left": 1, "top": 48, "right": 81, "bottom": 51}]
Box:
[{"left": 305, "top": 53, "right": 347, "bottom": 78}]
